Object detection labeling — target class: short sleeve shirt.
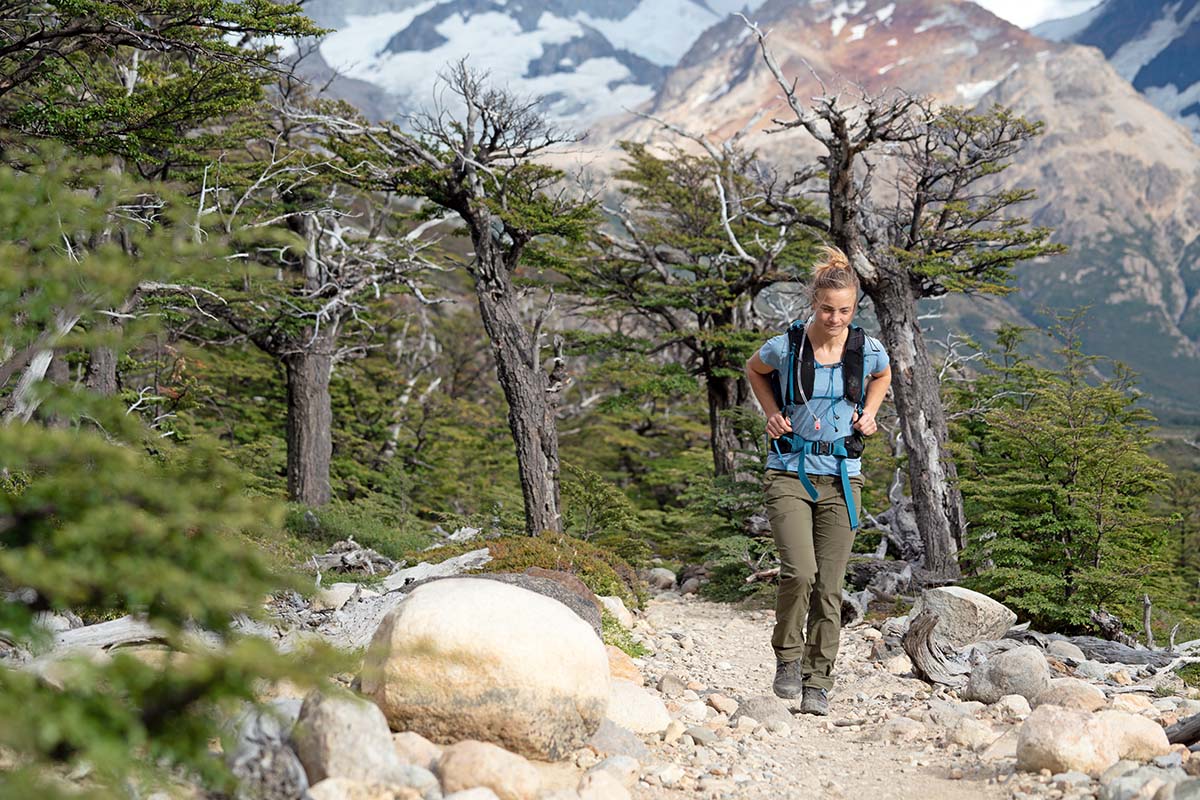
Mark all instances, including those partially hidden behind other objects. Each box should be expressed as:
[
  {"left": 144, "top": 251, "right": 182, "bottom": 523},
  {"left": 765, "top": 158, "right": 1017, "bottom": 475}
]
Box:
[{"left": 758, "top": 329, "right": 890, "bottom": 476}]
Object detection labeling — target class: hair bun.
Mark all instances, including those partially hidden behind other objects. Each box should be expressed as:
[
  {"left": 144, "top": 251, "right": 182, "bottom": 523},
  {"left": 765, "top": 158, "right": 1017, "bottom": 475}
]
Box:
[{"left": 815, "top": 245, "right": 850, "bottom": 274}]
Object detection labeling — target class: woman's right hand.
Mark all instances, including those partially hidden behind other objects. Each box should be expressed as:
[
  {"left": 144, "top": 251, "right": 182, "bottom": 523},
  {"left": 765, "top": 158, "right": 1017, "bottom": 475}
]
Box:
[{"left": 765, "top": 411, "right": 793, "bottom": 440}]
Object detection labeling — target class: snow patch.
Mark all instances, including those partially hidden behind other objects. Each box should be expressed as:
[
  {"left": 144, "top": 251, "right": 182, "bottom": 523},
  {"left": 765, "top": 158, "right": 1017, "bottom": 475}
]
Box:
[
  {"left": 320, "top": 3, "right": 440, "bottom": 74},
  {"left": 1031, "top": 1, "right": 1106, "bottom": 42},
  {"left": 580, "top": 0, "right": 770, "bottom": 66},
  {"left": 942, "top": 41, "right": 979, "bottom": 57},
  {"left": 955, "top": 63, "right": 1019, "bottom": 104},
  {"left": 847, "top": 23, "right": 869, "bottom": 42},
  {"left": 877, "top": 56, "right": 911, "bottom": 75},
  {"left": 1109, "top": 1, "right": 1200, "bottom": 82},
  {"left": 875, "top": 3, "right": 895, "bottom": 23},
  {"left": 886, "top": 37, "right": 898, "bottom": 46},
  {"left": 1143, "top": 81, "right": 1200, "bottom": 139},
  {"left": 829, "top": 0, "right": 867, "bottom": 38},
  {"left": 915, "top": 8, "right": 960, "bottom": 34}
]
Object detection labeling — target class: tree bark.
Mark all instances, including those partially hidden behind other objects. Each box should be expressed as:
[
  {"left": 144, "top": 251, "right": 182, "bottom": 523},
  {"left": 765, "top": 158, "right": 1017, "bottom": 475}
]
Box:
[
  {"left": 283, "top": 328, "right": 335, "bottom": 507},
  {"left": 468, "top": 233, "right": 561, "bottom": 536},
  {"left": 85, "top": 344, "right": 119, "bottom": 396},
  {"left": 707, "top": 372, "right": 749, "bottom": 477},
  {"left": 865, "top": 271, "right": 965, "bottom": 578}
]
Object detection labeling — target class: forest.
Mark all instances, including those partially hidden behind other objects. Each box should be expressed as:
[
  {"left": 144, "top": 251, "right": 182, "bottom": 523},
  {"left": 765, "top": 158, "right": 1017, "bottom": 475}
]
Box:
[{"left": 2, "top": 2, "right": 1199, "bottom": 797}]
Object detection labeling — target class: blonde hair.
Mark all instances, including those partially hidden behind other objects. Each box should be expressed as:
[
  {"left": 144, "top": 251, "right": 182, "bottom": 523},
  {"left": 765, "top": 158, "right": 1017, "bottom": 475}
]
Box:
[{"left": 809, "top": 245, "right": 860, "bottom": 306}]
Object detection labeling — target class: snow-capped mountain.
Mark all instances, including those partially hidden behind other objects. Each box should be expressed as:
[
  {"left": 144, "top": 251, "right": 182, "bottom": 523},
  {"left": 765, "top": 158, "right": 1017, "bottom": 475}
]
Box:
[
  {"left": 1034, "top": 0, "right": 1200, "bottom": 139},
  {"left": 301, "top": 0, "right": 768, "bottom": 124}
]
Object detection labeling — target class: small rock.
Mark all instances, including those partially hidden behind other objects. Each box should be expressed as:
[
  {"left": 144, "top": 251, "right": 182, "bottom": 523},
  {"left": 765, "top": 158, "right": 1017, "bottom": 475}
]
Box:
[
  {"left": 392, "top": 731, "right": 442, "bottom": 772},
  {"left": 679, "top": 700, "right": 708, "bottom": 723},
  {"left": 706, "top": 694, "right": 738, "bottom": 716},
  {"left": 436, "top": 740, "right": 541, "bottom": 800},
  {"left": 585, "top": 755, "right": 639, "bottom": 789},
  {"left": 1111, "top": 670, "right": 1134, "bottom": 686},
  {"left": 656, "top": 674, "right": 687, "bottom": 698},
  {"left": 685, "top": 726, "right": 718, "bottom": 746},
  {"left": 731, "top": 695, "right": 793, "bottom": 728},
  {"left": 964, "top": 645, "right": 1052, "bottom": 704},
  {"left": 766, "top": 720, "right": 791, "bottom": 736},
  {"left": 1075, "top": 660, "right": 1109, "bottom": 681},
  {"left": 313, "top": 583, "right": 359, "bottom": 612},
  {"left": 605, "top": 646, "right": 642, "bottom": 685},
  {"left": 948, "top": 716, "right": 998, "bottom": 752},
  {"left": 1109, "top": 694, "right": 1155, "bottom": 714},
  {"left": 862, "top": 628, "right": 883, "bottom": 641},
  {"left": 1052, "top": 771, "right": 1093, "bottom": 789},
  {"left": 680, "top": 578, "right": 701, "bottom": 595},
  {"left": 996, "top": 694, "right": 1033, "bottom": 719},
  {"left": 663, "top": 720, "right": 686, "bottom": 743},
  {"left": 646, "top": 569, "right": 676, "bottom": 591},
  {"left": 598, "top": 596, "right": 634, "bottom": 629},
  {"left": 1048, "top": 641, "right": 1088, "bottom": 662},
  {"left": 308, "top": 779, "right": 423, "bottom": 800},
  {"left": 655, "top": 764, "right": 685, "bottom": 787},
  {"left": 884, "top": 654, "right": 913, "bottom": 675},
  {"left": 587, "top": 720, "right": 650, "bottom": 760},
  {"left": 293, "top": 691, "right": 417, "bottom": 787},
  {"left": 880, "top": 717, "right": 926, "bottom": 743},
  {"left": 735, "top": 715, "right": 759, "bottom": 731},
  {"left": 443, "top": 791, "right": 501, "bottom": 800},
  {"left": 1035, "top": 678, "right": 1108, "bottom": 712},
  {"left": 577, "top": 770, "right": 630, "bottom": 800},
  {"left": 606, "top": 680, "right": 670, "bottom": 735},
  {"left": 1157, "top": 753, "right": 1186, "bottom": 770}
]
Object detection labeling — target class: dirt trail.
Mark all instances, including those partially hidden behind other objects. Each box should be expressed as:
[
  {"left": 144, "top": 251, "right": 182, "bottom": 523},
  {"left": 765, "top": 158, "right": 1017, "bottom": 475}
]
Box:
[{"left": 629, "top": 594, "right": 1022, "bottom": 800}]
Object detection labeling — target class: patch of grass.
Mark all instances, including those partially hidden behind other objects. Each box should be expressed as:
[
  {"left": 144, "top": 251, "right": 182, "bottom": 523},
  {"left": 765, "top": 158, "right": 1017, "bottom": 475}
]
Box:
[
  {"left": 602, "top": 610, "right": 648, "bottom": 658},
  {"left": 282, "top": 499, "right": 433, "bottom": 563},
  {"left": 412, "top": 532, "right": 646, "bottom": 611},
  {"left": 1178, "top": 664, "right": 1200, "bottom": 688}
]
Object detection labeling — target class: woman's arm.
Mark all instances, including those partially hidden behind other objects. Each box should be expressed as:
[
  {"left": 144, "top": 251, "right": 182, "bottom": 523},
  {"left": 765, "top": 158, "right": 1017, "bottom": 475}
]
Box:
[
  {"left": 852, "top": 364, "right": 891, "bottom": 436},
  {"left": 745, "top": 352, "right": 793, "bottom": 439}
]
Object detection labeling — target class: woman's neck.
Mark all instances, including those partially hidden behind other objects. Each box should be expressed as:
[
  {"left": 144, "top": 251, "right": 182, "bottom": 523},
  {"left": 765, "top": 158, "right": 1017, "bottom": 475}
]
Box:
[{"left": 807, "top": 324, "right": 848, "bottom": 352}]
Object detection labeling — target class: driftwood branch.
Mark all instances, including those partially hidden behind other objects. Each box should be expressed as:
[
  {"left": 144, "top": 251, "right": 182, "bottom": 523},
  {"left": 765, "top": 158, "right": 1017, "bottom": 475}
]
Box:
[{"left": 902, "top": 610, "right": 970, "bottom": 687}]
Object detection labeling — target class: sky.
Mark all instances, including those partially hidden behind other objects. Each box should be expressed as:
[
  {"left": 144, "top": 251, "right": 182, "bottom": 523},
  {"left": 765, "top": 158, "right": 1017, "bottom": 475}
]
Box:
[{"left": 972, "top": 0, "right": 1105, "bottom": 28}]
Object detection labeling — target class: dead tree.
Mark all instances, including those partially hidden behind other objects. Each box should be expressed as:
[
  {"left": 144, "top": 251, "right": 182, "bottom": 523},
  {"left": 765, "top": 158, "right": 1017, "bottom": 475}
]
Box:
[
  {"left": 743, "top": 19, "right": 1064, "bottom": 577},
  {"left": 305, "top": 61, "right": 596, "bottom": 535}
]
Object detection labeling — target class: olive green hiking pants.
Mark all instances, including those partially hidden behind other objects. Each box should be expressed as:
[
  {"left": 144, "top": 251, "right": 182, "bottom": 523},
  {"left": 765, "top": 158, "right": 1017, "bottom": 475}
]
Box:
[{"left": 764, "top": 469, "right": 862, "bottom": 691}]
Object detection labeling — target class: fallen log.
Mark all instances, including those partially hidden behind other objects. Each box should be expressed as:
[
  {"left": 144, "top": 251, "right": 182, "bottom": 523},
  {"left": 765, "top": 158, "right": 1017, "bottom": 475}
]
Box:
[
  {"left": 307, "top": 538, "right": 397, "bottom": 576},
  {"left": 1166, "top": 712, "right": 1200, "bottom": 746},
  {"left": 381, "top": 547, "right": 492, "bottom": 592},
  {"left": 902, "top": 610, "right": 970, "bottom": 687}
]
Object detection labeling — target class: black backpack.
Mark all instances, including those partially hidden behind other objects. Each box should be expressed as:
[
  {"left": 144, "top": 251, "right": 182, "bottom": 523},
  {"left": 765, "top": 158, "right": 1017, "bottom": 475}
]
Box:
[{"left": 769, "top": 320, "right": 867, "bottom": 413}]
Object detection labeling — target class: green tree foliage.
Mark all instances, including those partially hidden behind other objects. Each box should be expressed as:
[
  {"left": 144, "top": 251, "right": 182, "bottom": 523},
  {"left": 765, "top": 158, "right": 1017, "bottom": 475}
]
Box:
[
  {"left": 0, "top": 0, "right": 322, "bottom": 173},
  {"left": 0, "top": 153, "right": 329, "bottom": 799},
  {"left": 563, "top": 141, "right": 822, "bottom": 476},
  {"left": 956, "top": 318, "right": 1170, "bottom": 630}
]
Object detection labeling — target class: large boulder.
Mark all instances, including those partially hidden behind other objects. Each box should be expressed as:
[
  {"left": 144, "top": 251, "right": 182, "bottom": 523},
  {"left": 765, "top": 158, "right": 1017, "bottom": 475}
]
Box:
[
  {"left": 909, "top": 586, "right": 1017, "bottom": 648},
  {"left": 360, "top": 578, "right": 610, "bottom": 760},
  {"left": 963, "top": 645, "right": 1052, "bottom": 704},
  {"left": 472, "top": 573, "right": 602, "bottom": 637},
  {"left": 1017, "top": 705, "right": 1121, "bottom": 777}
]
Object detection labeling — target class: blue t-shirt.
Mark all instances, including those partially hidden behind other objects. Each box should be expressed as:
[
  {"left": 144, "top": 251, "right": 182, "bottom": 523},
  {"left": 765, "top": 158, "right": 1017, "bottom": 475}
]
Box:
[{"left": 758, "top": 329, "right": 890, "bottom": 476}]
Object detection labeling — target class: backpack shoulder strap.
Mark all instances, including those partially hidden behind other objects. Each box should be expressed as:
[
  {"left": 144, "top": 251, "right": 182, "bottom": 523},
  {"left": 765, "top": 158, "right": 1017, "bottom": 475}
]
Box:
[
  {"left": 786, "top": 320, "right": 813, "bottom": 405},
  {"left": 842, "top": 325, "right": 867, "bottom": 411}
]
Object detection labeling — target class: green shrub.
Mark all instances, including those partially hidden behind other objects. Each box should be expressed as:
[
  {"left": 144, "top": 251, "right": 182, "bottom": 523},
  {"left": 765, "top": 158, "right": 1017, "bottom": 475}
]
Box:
[
  {"left": 414, "top": 532, "right": 646, "bottom": 610},
  {"left": 602, "top": 610, "right": 648, "bottom": 658}
]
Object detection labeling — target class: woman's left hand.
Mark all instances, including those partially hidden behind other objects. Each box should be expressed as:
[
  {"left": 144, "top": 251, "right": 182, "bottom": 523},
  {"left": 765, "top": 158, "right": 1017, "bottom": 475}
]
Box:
[{"left": 852, "top": 408, "right": 878, "bottom": 436}]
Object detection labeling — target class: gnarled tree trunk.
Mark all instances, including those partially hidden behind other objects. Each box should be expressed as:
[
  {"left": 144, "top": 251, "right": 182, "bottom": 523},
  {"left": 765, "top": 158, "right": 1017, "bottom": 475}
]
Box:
[
  {"left": 865, "top": 270, "right": 965, "bottom": 577},
  {"left": 469, "top": 228, "right": 561, "bottom": 536}
]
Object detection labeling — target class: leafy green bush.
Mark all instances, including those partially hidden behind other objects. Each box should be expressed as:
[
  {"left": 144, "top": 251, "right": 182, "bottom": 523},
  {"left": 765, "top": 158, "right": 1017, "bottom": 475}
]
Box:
[
  {"left": 601, "top": 610, "right": 648, "bottom": 658},
  {"left": 414, "top": 532, "right": 646, "bottom": 610}
]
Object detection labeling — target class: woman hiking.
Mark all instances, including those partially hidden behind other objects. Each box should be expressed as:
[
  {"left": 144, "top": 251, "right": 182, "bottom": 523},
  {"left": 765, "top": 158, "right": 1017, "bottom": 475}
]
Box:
[{"left": 744, "top": 246, "right": 892, "bottom": 715}]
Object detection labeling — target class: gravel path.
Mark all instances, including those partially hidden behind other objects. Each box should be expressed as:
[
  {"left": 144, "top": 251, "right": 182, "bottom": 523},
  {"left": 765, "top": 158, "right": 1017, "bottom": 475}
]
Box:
[{"left": 627, "top": 593, "right": 1024, "bottom": 800}]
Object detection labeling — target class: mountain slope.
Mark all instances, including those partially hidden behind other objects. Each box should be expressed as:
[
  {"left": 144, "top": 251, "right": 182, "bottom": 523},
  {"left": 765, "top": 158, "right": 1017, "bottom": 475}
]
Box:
[
  {"left": 299, "top": 0, "right": 768, "bottom": 124},
  {"left": 592, "top": 0, "right": 1200, "bottom": 417},
  {"left": 1034, "top": 0, "right": 1200, "bottom": 140}
]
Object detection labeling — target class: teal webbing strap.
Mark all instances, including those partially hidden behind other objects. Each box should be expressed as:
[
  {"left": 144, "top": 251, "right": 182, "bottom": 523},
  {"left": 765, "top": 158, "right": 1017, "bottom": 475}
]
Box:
[
  {"left": 839, "top": 458, "right": 859, "bottom": 530},
  {"left": 795, "top": 447, "right": 818, "bottom": 501}
]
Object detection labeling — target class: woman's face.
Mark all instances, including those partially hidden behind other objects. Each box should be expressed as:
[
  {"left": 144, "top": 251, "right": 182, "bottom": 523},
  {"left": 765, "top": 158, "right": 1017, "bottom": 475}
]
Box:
[{"left": 813, "top": 287, "right": 857, "bottom": 339}]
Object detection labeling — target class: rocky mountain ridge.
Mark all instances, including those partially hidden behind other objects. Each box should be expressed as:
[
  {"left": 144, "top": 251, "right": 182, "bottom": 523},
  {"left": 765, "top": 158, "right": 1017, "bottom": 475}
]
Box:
[
  {"left": 1035, "top": 0, "right": 1200, "bottom": 142},
  {"left": 297, "top": 0, "right": 769, "bottom": 124}
]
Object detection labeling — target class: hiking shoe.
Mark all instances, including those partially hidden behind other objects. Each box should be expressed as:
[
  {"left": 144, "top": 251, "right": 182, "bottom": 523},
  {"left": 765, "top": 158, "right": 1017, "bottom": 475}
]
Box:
[
  {"left": 800, "top": 686, "right": 829, "bottom": 716},
  {"left": 772, "top": 658, "right": 803, "bottom": 699}
]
